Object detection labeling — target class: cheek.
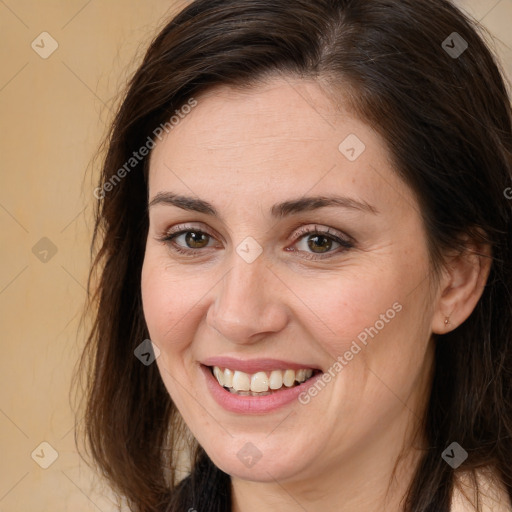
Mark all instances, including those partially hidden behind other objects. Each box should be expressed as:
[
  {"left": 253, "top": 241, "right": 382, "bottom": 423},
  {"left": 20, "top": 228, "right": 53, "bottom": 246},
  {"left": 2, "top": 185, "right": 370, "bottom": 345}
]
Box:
[
  {"left": 296, "top": 263, "right": 403, "bottom": 347},
  {"left": 299, "top": 251, "right": 432, "bottom": 395},
  {"left": 141, "top": 252, "right": 203, "bottom": 353},
  {"left": 141, "top": 254, "right": 207, "bottom": 411}
]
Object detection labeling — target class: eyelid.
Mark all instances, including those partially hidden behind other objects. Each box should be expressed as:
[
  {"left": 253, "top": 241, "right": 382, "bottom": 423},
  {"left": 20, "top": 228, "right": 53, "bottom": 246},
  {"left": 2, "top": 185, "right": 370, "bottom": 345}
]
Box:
[
  {"left": 289, "top": 223, "right": 353, "bottom": 244},
  {"left": 159, "top": 222, "right": 219, "bottom": 241}
]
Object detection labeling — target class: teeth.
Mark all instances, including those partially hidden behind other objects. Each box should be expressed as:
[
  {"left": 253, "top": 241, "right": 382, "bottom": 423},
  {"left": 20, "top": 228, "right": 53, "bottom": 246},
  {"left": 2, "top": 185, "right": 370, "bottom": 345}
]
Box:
[
  {"left": 213, "top": 366, "right": 224, "bottom": 387},
  {"left": 251, "top": 372, "right": 269, "bottom": 392},
  {"left": 283, "top": 369, "right": 295, "bottom": 387},
  {"left": 212, "top": 366, "right": 315, "bottom": 393},
  {"left": 269, "top": 370, "right": 283, "bottom": 390},
  {"left": 223, "top": 368, "right": 233, "bottom": 388},
  {"left": 232, "top": 370, "right": 251, "bottom": 392}
]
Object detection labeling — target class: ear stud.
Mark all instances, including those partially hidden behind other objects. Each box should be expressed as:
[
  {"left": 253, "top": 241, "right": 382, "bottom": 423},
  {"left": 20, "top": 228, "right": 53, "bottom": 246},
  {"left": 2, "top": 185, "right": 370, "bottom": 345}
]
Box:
[{"left": 444, "top": 317, "right": 451, "bottom": 326}]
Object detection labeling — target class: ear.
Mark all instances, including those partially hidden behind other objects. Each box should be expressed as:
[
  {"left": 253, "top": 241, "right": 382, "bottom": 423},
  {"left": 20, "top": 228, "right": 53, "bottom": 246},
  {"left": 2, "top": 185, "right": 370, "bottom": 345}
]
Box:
[{"left": 431, "top": 238, "right": 492, "bottom": 334}]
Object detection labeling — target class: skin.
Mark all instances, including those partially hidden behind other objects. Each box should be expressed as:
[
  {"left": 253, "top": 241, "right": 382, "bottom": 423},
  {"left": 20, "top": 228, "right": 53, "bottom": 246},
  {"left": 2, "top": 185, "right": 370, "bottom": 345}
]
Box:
[{"left": 141, "top": 77, "right": 491, "bottom": 511}]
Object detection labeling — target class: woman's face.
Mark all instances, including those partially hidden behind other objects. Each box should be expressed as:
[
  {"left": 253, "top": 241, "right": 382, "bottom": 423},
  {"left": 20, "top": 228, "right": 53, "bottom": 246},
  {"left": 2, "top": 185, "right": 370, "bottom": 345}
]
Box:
[{"left": 141, "top": 78, "right": 437, "bottom": 484}]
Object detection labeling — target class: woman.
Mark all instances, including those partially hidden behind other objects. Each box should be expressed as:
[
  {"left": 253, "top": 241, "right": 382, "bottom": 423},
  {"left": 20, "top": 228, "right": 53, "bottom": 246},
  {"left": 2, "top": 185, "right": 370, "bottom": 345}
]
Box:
[{"left": 77, "top": 0, "right": 512, "bottom": 510}]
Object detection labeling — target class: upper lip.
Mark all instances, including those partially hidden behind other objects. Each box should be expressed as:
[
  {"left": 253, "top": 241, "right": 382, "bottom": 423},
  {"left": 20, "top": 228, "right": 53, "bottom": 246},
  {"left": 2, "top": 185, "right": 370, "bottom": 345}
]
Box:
[{"left": 201, "top": 356, "right": 321, "bottom": 374}]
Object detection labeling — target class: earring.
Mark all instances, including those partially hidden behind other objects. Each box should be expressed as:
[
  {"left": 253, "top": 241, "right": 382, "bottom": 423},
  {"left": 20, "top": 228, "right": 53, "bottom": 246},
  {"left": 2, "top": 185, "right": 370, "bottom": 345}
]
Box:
[{"left": 444, "top": 317, "right": 450, "bottom": 326}]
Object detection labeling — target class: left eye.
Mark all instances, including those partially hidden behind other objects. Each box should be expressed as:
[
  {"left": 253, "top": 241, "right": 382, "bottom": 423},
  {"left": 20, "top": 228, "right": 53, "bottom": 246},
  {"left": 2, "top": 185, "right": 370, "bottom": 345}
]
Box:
[
  {"left": 295, "top": 233, "right": 340, "bottom": 253},
  {"left": 291, "top": 229, "right": 353, "bottom": 258}
]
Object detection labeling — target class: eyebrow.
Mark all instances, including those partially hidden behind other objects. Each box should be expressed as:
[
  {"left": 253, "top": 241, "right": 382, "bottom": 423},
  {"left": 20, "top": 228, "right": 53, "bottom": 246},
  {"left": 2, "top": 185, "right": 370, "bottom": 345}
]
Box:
[{"left": 148, "top": 192, "right": 379, "bottom": 217}]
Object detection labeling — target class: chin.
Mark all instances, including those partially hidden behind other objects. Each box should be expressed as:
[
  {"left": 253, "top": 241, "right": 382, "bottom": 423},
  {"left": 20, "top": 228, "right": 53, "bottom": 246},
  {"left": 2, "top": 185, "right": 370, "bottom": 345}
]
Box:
[{"left": 208, "top": 444, "right": 313, "bottom": 483}]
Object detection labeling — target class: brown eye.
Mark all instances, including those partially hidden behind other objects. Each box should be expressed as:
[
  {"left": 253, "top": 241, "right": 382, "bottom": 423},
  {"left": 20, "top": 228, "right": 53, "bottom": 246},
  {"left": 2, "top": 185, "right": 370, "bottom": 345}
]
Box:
[
  {"left": 159, "top": 228, "right": 217, "bottom": 254},
  {"left": 307, "top": 234, "right": 333, "bottom": 253},
  {"left": 291, "top": 225, "right": 354, "bottom": 260},
  {"left": 183, "top": 231, "right": 210, "bottom": 248}
]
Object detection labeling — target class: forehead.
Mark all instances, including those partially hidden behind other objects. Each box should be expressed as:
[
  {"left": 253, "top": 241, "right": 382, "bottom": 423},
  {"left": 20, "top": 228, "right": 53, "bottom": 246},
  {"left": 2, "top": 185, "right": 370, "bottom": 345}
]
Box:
[
  {"left": 147, "top": 78, "right": 412, "bottom": 217},
  {"left": 150, "top": 79, "right": 360, "bottom": 166}
]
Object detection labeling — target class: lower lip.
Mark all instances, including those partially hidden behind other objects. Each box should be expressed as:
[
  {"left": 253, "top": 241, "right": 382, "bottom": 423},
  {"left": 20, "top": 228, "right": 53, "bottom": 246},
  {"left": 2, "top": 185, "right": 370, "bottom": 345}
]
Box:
[{"left": 201, "top": 364, "right": 322, "bottom": 414}]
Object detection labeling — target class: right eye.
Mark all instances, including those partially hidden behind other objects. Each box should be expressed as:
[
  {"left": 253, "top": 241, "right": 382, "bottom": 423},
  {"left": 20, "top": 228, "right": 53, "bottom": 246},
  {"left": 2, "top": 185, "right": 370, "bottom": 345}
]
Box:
[{"left": 157, "top": 225, "right": 221, "bottom": 257}]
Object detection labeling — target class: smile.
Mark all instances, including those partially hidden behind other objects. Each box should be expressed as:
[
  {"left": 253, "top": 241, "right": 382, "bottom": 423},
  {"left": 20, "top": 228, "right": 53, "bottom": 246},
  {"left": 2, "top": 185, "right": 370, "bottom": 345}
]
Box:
[
  {"left": 200, "top": 357, "right": 324, "bottom": 413},
  {"left": 210, "top": 366, "right": 320, "bottom": 395}
]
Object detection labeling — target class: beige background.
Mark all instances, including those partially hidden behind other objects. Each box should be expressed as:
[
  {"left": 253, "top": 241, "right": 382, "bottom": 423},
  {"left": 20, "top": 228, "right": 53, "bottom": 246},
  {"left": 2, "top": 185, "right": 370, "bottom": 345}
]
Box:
[{"left": 0, "top": 1, "right": 511, "bottom": 510}]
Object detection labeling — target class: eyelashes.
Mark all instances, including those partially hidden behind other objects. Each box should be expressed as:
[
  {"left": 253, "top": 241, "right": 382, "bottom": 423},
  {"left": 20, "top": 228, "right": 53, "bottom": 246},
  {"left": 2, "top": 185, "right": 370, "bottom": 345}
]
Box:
[
  {"left": 156, "top": 223, "right": 354, "bottom": 261},
  {"left": 286, "top": 224, "right": 354, "bottom": 260}
]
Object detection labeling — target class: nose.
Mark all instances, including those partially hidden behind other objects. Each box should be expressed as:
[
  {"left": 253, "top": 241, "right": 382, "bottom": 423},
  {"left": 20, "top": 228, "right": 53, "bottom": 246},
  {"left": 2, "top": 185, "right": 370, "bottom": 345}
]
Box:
[{"left": 206, "top": 253, "right": 289, "bottom": 345}]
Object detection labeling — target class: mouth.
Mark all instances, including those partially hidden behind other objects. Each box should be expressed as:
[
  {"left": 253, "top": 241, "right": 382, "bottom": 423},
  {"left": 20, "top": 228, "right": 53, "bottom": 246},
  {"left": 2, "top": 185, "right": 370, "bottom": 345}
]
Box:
[{"left": 208, "top": 365, "right": 322, "bottom": 396}]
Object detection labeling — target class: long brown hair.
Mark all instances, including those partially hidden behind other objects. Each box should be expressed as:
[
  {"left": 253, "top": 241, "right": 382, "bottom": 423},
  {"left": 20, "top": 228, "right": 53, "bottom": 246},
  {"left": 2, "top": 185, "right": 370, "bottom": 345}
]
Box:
[{"left": 75, "top": 1, "right": 512, "bottom": 510}]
